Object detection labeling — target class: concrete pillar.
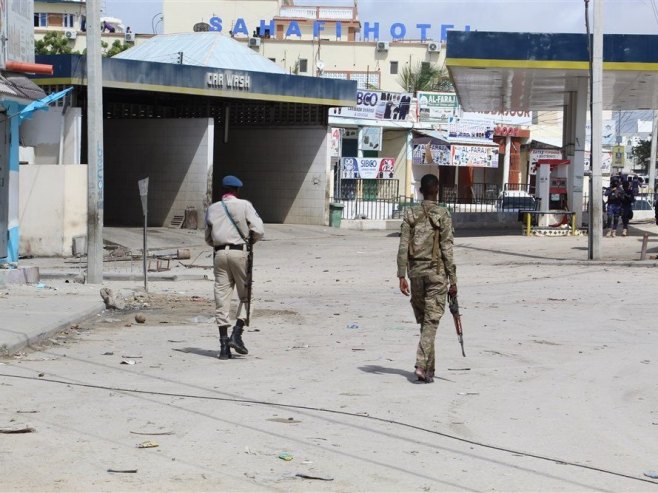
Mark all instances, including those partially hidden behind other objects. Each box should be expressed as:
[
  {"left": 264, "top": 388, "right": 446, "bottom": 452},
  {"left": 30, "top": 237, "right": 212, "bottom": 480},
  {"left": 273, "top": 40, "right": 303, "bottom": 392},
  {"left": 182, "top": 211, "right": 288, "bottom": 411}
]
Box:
[
  {"left": 0, "top": 113, "right": 8, "bottom": 260},
  {"left": 502, "top": 135, "right": 511, "bottom": 188},
  {"left": 565, "top": 78, "right": 588, "bottom": 227},
  {"left": 405, "top": 130, "right": 413, "bottom": 198},
  {"left": 537, "top": 163, "right": 551, "bottom": 227}
]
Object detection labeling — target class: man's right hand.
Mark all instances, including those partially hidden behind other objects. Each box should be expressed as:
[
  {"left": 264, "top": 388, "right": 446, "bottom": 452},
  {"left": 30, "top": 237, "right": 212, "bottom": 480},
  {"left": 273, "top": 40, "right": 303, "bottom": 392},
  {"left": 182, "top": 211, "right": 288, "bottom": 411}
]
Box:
[
  {"left": 448, "top": 284, "right": 457, "bottom": 297},
  {"left": 399, "top": 277, "right": 410, "bottom": 296}
]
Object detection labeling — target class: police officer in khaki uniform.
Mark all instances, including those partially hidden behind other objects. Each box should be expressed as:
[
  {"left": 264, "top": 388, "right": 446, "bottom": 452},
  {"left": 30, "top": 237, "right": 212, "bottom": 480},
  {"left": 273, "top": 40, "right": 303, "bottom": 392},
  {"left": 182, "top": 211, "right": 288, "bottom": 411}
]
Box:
[
  {"left": 397, "top": 174, "right": 458, "bottom": 383},
  {"left": 205, "top": 176, "right": 264, "bottom": 360}
]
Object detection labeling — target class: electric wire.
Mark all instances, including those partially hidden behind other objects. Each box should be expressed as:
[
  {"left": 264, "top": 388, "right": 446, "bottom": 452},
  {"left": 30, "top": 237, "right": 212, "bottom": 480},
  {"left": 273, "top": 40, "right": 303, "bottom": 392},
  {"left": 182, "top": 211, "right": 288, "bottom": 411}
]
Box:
[{"left": 1, "top": 372, "right": 656, "bottom": 486}]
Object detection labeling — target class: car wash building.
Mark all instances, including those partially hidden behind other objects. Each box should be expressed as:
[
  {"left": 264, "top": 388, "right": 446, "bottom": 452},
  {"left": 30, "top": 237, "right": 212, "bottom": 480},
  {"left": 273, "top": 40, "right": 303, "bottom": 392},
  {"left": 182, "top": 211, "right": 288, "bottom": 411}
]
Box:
[{"left": 28, "top": 33, "right": 355, "bottom": 245}]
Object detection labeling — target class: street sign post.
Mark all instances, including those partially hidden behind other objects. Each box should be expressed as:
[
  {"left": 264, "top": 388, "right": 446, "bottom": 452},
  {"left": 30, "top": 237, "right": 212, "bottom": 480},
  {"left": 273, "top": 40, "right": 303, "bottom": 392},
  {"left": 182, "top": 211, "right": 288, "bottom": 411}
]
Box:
[{"left": 138, "top": 177, "right": 149, "bottom": 292}]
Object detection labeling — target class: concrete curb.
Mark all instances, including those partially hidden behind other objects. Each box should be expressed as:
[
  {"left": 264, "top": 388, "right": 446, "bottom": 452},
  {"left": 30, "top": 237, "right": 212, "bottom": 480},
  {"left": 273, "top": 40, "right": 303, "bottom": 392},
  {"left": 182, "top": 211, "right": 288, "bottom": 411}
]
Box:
[
  {"left": 492, "top": 260, "right": 658, "bottom": 267},
  {"left": 1, "top": 301, "right": 106, "bottom": 357},
  {"left": 39, "top": 271, "right": 210, "bottom": 282}
]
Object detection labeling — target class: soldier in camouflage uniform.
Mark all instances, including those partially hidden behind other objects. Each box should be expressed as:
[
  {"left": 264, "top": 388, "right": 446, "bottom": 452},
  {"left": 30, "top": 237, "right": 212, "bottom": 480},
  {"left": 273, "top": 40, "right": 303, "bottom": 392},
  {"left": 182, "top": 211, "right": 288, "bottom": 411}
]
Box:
[{"left": 397, "top": 174, "right": 458, "bottom": 383}]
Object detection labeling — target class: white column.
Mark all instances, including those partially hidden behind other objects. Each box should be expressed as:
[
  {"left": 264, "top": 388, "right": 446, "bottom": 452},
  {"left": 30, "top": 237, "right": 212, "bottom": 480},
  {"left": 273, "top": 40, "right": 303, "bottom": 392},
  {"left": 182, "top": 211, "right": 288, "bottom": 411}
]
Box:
[
  {"left": 568, "top": 77, "right": 588, "bottom": 227},
  {"left": 649, "top": 111, "right": 657, "bottom": 193},
  {"left": 502, "top": 135, "right": 511, "bottom": 188}
]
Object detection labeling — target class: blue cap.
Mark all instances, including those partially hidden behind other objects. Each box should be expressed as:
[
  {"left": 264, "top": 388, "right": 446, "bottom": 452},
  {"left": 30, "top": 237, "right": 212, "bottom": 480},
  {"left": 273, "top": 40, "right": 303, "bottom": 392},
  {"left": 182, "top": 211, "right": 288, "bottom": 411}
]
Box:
[{"left": 222, "top": 175, "right": 243, "bottom": 188}]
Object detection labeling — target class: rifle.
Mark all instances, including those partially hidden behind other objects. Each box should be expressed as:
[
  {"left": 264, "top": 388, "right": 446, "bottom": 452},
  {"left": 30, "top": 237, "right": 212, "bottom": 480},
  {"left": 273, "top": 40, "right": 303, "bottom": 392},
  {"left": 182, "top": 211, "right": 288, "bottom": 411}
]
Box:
[
  {"left": 448, "top": 293, "right": 465, "bottom": 357},
  {"left": 236, "top": 232, "right": 254, "bottom": 326}
]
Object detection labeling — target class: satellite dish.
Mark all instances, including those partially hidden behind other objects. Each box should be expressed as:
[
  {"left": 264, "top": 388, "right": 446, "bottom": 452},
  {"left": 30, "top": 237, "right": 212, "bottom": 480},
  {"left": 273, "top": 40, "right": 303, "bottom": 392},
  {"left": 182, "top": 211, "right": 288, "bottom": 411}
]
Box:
[{"left": 316, "top": 60, "right": 325, "bottom": 74}]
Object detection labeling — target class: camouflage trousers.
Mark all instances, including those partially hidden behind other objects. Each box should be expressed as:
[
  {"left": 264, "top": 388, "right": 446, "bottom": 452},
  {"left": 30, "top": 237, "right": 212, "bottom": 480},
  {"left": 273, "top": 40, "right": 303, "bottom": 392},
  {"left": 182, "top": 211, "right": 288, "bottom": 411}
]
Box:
[{"left": 410, "top": 274, "right": 448, "bottom": 373}]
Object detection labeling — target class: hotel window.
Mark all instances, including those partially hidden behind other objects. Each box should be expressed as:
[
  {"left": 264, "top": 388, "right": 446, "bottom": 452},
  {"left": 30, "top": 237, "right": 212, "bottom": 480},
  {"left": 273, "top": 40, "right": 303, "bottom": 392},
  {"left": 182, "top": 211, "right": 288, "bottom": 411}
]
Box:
[
  {"left": 63, "top": 14, "right": 75, "bottom": 29},
  {"left": 390, "top": 61, "right": 398, "bottom": 75},
  {"left": 299, "top": 58, "right": 308, "bottom": 73},
  {"left": 33, "top": 13, "right": 48, "bottom": 27}
]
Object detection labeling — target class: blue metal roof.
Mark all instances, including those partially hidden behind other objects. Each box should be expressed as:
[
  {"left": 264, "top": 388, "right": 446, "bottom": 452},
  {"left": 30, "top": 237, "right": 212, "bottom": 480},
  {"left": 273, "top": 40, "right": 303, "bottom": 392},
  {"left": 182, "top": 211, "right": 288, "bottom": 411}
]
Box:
[{"left": 114, "top": 33, "right": 286, "bottom": 74}]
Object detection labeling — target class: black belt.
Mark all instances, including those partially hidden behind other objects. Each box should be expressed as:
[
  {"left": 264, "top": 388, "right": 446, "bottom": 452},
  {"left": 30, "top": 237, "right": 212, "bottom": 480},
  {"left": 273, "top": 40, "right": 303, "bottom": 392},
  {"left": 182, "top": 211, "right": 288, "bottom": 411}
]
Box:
[{"left": 214, "top": 244, "right": 245, "bottom": 251}]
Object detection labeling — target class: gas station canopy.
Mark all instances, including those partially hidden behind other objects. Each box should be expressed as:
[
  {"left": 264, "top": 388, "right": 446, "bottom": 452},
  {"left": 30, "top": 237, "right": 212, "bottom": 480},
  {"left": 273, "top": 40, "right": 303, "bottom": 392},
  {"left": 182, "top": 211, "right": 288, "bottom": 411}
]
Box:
[{"left": 446, "top": 32, "right": 658, "bottom": 112}]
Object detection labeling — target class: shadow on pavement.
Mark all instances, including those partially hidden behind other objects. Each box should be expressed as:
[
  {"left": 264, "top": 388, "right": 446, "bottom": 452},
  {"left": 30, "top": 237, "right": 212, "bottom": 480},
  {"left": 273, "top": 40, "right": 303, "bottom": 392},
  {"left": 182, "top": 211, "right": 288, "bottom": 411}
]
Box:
[
  {"left": 358, "top": 365, "right": 453, "bottom": 384},
  {"left": 173, "top": 347, "right": 220, "bottom": 359}
]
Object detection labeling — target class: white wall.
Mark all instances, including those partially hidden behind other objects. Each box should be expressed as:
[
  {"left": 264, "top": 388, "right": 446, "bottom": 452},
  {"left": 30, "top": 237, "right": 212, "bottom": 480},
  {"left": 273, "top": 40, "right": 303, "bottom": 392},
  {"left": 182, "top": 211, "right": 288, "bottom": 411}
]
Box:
[
  {"left": 21, "top": 108, "right": 82, "bottom": 165},
  {"left": 216, "top": 126, "right": 329, "bottom": 225},
  {"left": 104, "top": 118, "right": 213, "bottom": 227},
  {"left": 19, "top": 165, "right": 87, "bottom": 257}
]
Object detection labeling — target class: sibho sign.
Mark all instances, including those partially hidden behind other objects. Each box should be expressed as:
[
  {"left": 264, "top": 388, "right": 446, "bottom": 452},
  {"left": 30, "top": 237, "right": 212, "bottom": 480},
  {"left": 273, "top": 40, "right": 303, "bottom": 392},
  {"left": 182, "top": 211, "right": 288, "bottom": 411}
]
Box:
[{"left": 209, "top": 16, "right": 471, "bottom": 42}]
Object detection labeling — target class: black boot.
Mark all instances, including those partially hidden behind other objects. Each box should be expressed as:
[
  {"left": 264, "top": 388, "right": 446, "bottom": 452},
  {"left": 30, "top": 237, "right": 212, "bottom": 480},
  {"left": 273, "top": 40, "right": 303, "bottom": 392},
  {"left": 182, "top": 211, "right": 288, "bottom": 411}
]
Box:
[
  {"left": 229, "top": 319, "right": 248, "bottom": 355},
  {"left": 218, "top": 336, "right": 232, "bottom": 360}
]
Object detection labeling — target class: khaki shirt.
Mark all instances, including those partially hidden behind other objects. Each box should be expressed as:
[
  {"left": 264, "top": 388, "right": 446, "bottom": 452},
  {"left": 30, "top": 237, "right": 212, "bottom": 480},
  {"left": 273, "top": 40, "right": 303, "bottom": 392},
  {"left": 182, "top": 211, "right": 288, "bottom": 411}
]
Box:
[
  {"left": 396, "top": 201, "right": 457, "bottom": 284},
  {"left": 205, "top": 196, "right": 265, "bottom": 246}
]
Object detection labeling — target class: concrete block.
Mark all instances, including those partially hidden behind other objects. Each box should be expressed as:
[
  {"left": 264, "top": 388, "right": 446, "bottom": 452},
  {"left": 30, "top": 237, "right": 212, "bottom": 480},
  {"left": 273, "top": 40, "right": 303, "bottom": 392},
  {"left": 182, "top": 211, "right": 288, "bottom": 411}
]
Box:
[{"left": 0, "top": 266, "right": 40, "bottom": 285}]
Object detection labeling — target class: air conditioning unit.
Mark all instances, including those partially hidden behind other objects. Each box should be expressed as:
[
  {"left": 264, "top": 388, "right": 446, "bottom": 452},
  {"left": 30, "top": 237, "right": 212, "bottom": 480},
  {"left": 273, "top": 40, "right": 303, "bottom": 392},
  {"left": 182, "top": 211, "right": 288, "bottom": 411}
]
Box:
[
  {"left": 124, "top": 32, "right": 135, "bottom": 43},
  {"left": 376, "top": 41, "right": 389, "bottom": 52},
  {"left": 64, "top": 29, "right": 77, "bottom": 40},
  {"left": 427, "top": 42, "right": 440, "bottom": 53},
  {"left": 248, "top": 37, "right": 261, "bottom": 48}
]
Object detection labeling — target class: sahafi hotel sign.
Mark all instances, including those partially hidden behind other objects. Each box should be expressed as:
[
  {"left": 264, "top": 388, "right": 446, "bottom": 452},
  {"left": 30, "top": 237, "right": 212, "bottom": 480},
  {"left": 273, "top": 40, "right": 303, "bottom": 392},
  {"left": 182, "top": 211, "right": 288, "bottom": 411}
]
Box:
[{"left": 207, "top": 16, "right": 471, "bottom": 42}]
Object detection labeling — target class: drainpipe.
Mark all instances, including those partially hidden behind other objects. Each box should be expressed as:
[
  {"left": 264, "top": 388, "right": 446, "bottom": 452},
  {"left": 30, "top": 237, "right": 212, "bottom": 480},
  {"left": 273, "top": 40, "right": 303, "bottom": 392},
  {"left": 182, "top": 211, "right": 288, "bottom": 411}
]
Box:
[{"left": 5, "top": 61, "right": 53, "bottom": 75}]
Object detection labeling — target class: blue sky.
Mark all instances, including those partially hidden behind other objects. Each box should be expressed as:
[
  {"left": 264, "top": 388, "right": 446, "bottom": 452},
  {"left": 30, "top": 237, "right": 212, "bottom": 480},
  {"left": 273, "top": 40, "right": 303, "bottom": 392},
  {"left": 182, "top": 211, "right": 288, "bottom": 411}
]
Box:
[{"left": 105, "top": 0, "right": 658, "bottom": 36}]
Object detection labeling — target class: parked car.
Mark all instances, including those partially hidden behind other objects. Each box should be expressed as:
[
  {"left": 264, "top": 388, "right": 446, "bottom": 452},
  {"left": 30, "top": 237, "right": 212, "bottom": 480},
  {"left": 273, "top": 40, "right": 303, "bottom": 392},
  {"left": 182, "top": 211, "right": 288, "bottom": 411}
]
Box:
[
  {"left": 496, "top": 191, "right": 538, "bottom": 212},
  {"left": 630, "top": 196, "right": 655, "bottom": 222}
]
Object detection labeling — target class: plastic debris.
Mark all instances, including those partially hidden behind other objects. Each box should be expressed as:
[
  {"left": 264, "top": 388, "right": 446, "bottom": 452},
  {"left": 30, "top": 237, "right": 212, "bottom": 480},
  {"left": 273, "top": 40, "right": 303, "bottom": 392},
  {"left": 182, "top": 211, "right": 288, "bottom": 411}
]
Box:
[
  {"left": 346, "top": 323, "right": 359, "bottom": 329},
  {"left": 107, "top": 469, "right": 137, "bottom": 474},
  {"left": 137, "top": 440, "right": 159, "bottom": 449},
  {"left": 102, "top": 352, "right": 114, "bottom": 356},
  {"left": 645, "top": 471, "right": 658, "bottom": 479},
  {"left": 278, "top": 452, "right": 294, "bottom": 461},
  {"left": 121, "top": 360, "right": 136, "bottom": 365}
]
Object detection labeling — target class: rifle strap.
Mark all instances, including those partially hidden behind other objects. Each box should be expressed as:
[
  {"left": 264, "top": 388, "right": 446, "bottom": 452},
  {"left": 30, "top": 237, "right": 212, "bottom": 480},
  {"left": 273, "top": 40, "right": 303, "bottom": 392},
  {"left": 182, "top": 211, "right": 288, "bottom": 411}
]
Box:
[
  {"left": 422, "top": 203, "right": 441, "bottom": 275},
  {"left": 221, "top": 200, "right": 249, "bottom": 244}
]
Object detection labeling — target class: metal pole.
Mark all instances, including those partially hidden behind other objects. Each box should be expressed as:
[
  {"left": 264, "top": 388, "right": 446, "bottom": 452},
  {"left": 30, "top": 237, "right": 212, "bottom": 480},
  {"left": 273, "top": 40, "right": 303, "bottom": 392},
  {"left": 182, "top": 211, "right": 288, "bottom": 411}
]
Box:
[
  {"left": 143, "top": 208, "right": 148, "bottom": 292},
  {"left": 590, "top": 0, "right": 604, "bottom": 260},
  {"left": 502, "top": 135, "right": 512, "bottom": 189},
  {"left": 86, "top": 0, "right": 104, "bottom": 283},
  {"left": 649, "top": 110, "right": 657, "bottom": 194}
]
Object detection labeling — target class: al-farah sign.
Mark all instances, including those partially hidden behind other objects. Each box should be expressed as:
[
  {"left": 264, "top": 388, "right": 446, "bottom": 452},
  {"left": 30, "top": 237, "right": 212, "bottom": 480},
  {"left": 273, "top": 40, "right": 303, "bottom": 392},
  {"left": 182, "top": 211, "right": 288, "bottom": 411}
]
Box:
[{"left": 208, "top": 16, "right": 471, "bottom": 42}]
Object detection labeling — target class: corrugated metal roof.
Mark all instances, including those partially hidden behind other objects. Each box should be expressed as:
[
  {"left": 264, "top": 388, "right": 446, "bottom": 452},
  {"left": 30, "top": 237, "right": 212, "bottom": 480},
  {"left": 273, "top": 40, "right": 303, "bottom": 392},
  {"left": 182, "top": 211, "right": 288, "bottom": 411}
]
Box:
[
  {"left": 0, "top": 75, "right": 47, "bottom": 101},
  {"left": 114, "top": 33, "right": 286, "bottom": 74}
]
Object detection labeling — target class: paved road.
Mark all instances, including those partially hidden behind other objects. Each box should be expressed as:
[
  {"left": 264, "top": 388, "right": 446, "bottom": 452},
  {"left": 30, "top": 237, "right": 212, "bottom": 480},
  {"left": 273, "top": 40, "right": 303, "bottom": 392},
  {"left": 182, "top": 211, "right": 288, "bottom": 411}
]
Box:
[{"left": 1, "top": 224, "right": 657, "bottom": 491}]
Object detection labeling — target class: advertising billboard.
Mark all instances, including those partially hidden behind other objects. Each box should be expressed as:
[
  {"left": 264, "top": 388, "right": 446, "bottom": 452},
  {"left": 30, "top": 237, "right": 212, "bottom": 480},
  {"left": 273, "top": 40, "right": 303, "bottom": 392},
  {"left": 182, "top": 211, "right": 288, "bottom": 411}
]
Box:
[
  {"left": 330, "top": 90, "right": 413, "bottom": 121},
  {"left": 417, "top": 91, "right": 459, "bottom": 123}
]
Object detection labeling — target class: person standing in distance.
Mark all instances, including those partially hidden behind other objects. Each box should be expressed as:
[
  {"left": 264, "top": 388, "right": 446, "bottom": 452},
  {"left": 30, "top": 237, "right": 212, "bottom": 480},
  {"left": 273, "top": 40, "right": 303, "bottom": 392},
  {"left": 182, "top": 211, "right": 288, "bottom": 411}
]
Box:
[
  {"left": 397, "top": 174, "right": 458, "bottom": 383},
  {"left": 205, "top": 175, "right": 264, "bottom": 360}
]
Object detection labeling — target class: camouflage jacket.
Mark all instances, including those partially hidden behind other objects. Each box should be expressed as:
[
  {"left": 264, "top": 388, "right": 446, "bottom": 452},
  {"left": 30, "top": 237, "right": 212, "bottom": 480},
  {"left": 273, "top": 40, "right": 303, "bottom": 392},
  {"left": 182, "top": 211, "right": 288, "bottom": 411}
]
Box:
[{"left": 396, "top": 201, "right": 457, "bottom": 284}]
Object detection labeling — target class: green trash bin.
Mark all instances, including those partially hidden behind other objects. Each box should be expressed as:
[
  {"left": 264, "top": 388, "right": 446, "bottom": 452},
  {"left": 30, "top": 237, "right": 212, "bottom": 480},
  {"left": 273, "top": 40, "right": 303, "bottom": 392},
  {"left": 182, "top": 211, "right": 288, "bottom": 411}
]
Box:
[{"left": 329, "top": 203, "right": 344, "bottom": 228}]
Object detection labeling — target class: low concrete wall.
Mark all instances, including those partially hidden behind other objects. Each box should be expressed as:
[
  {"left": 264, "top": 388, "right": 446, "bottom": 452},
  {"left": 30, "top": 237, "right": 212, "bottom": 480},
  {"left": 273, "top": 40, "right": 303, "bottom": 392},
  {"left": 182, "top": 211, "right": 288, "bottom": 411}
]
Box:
[
  {"left": 340, "top": 212, "right": 522, "bottom": 231},
  {"left": 19, "top": 165, "right": 87, "bottom": 257},
  {"left": 452, "top": 212, "right": 521, "bottom": 230}
]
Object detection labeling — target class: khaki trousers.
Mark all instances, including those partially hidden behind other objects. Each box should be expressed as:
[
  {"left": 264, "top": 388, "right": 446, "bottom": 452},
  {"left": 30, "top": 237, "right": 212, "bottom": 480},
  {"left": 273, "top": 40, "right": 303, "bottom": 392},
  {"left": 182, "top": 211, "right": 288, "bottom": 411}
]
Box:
[
  {"left": 213, "top": 247, "right": 248, "bottom": 327},
  {"left": 410, "top": 273, "right": 448, "bottom": 372}
]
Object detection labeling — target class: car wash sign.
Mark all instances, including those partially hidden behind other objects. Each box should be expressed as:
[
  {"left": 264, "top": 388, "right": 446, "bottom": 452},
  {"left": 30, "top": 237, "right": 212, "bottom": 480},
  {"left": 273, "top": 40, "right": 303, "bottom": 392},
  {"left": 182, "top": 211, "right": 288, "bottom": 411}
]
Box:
[
  {"left": 206, "top": 71, "right": 252, "bottom": 91},
  {"left": 340, "top": 157, "right": 396, "bottom": 179},
  {"left": 330, "top": 90, "right": 413, "bottom": 121}
]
